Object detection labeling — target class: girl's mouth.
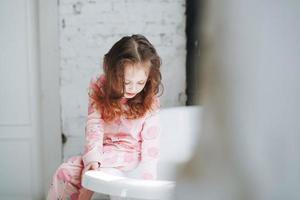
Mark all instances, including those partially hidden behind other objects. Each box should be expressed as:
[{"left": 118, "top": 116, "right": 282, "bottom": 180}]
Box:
[{"left": 126, "top": 92, "right": 136, "bottom": 96}]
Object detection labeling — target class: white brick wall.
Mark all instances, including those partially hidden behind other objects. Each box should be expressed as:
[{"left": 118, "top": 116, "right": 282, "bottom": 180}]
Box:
[{"left": 59, "top": 0, "right": 187, "bottom": 159}]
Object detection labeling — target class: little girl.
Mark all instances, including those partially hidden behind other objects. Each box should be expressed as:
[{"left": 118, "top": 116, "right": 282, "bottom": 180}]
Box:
[{"left": 47, "top": 34, "right": 163, "bottom": 200}]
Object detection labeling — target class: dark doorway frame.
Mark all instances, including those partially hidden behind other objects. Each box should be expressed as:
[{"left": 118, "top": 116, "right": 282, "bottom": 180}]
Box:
[{"left": 186, "top": 0, "right": 204, "bottom": 105}]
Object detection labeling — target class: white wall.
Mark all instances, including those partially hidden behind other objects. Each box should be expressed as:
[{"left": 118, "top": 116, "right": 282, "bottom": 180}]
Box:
[
  {"left": 175, "top": 1, "right": 300, "bottom": 200},
  {"left": 58, "top": 0, "right": 187, "bottom": 159},
  {"left": 39, "top": 0, "right": 62, "bottom": 195}
]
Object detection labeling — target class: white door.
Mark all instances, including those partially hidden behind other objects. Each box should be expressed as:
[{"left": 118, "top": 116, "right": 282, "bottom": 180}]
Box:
[{"left": 0, "top": 0, "right": 43, "bottom": 199}]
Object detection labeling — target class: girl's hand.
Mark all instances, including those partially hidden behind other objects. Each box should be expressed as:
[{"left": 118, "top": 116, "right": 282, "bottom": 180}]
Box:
[{"left": 81, "top": 161, "right": 101, "bottom": 178}]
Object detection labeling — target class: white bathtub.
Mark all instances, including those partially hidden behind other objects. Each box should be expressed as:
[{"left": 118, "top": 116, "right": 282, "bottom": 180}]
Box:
[{"left": 82, "top": 106, "right": 202, "bottom": 200}]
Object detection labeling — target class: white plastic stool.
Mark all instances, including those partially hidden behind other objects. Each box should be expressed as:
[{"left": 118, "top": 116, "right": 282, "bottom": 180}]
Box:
[{"left": 82, "top": 170, "right": 175, "bottom": 200}]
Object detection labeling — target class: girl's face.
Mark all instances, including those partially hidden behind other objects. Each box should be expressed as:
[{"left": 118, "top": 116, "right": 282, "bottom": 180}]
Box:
[{"left": 123, "top": 62, "right": 150, "bottom": 98}]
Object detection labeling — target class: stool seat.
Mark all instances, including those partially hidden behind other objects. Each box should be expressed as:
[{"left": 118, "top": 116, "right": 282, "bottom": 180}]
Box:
[{"left": 82, "top": 170, "right": 176, "bottom": 200}]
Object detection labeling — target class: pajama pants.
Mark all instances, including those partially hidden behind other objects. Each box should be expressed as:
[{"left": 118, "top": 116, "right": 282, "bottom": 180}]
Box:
[{"left": 47, "top": 153, "right": 140, "bottom": 200}]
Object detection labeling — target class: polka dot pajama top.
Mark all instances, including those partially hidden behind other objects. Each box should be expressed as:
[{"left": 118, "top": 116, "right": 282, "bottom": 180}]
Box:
[{"left": 82, "top": 74, "right": 161, "bottom": 180}]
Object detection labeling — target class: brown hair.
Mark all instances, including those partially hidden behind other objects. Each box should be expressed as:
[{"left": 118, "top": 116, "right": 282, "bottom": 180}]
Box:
[{"left": 89, "top": 34, "right": 163, "bottom": 122}]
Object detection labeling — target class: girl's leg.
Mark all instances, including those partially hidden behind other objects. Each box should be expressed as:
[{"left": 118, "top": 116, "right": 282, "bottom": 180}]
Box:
[
  {"left": 78, "top": 188, "right": 94, "bottom": 200},
  {"left": 47, "top": 155, "right": 89, "bottom": 200}
]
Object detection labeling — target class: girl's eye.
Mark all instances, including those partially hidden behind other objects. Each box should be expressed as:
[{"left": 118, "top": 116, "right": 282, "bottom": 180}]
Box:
[
  {"left": 138, "top": 82, "right": 145, "bottom": 85},
  {"left": 125, "top": 82, "right": 130, "bottom": 85}
]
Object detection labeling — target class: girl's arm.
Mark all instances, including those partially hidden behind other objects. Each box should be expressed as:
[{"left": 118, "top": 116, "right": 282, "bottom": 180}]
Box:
[
  {"left": 137, "top": 98, "right": 161, "bottom": 180},
  {"left": 82, "top": 76, "right": 105, "bottom": 167}
]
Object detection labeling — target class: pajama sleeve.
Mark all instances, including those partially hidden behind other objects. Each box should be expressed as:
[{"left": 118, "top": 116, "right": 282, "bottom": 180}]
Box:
[
  {"left": 82, "top": 75, "right": 105, "bottom": 167},
  {"left": 137, "top": 97, "right": 161, "bottom": 180}
]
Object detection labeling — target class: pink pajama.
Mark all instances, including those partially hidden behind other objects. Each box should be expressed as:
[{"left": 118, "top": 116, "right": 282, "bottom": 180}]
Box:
[{"left": 47, "top": 74, "right": 160, "bottom": 200}]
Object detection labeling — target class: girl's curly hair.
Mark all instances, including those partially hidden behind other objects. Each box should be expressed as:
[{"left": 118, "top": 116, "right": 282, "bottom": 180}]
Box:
[{"left": 89, "top": 34, "right": 163, "bottom": 122}]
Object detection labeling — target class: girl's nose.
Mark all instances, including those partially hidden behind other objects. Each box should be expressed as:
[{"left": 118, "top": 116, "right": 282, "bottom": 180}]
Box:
[{"left": 129, "top": 84, "right": 136, "bottom": 92}]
